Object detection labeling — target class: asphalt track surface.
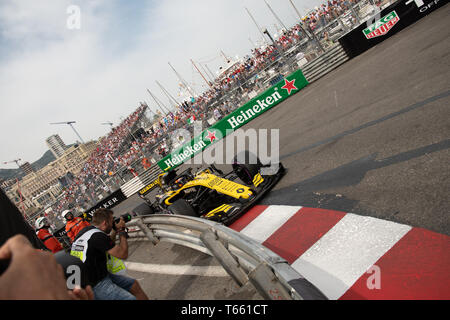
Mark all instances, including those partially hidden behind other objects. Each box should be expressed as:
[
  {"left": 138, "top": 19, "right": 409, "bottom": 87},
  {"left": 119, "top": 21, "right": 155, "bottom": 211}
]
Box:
[{"left": 112, "top": 5, "right": 450, "bottom": 300}]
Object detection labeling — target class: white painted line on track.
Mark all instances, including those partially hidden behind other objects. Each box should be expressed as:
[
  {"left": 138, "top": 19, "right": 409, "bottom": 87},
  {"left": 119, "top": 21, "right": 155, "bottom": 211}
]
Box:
[
  {"left": 291, "top": 213, "right": 412, "bottom": 299},
  {"left": 240, "top": 205, "right": 302, "bottom": 243},
  {"left": 125, "top": 262, "right": 229, "bottom": 277}
]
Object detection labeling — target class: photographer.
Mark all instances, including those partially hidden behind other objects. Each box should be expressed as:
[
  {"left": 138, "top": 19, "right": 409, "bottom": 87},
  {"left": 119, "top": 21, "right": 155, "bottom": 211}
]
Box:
[{"left": 70, "top": 208, "right": 148, "bottom": 300}]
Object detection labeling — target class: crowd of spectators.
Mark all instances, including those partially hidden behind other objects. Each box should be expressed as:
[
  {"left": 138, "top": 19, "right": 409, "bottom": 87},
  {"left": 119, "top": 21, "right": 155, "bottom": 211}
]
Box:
[
  {"left": 52, "top": 106, "right": 150, "bottom": 216},
  {"left": 301, "top": 0, "right": 357, "bottom": 32},
  {"left": 302, "top": 0, "right": 390, "bottom": 31},
  {"left": 46, "top": 0, "right": 388, "bottom": 223},
  {"left": 186, "top": 0, "right": 388, "bottom": 105}
]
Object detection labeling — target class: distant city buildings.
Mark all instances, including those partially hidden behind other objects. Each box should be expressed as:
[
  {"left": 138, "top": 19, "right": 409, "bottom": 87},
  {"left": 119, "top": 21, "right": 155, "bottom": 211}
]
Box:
[
  {"left": 1, "top": 178, "right": 16, "bottom": 189},
  {"left": 46, "top": 134, "right": 68, "bottom": 158},
  {"left": 4, "top": 140, "right": 97, "bottom": 215}
]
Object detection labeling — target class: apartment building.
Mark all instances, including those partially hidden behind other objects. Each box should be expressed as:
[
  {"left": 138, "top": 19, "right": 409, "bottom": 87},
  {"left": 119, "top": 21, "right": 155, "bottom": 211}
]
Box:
[{"left": 46, "top": 134, "right": 68, "bottom": 158}]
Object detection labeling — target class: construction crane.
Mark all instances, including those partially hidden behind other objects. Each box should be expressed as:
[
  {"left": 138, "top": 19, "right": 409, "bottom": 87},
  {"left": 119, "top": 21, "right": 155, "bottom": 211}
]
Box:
[
  {"left": 50, "top": 121, "right": 85, "bottom": 144},
  {"left": 3, "top": 158, "right": 22, "bottom": 168},
  {"left": 101, "top": 122, "right": 114, "bottom": 128}
]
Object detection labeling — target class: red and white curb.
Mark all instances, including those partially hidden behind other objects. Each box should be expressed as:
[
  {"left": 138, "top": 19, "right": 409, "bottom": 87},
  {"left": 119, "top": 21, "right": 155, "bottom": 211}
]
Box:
[{"left": 229, "top": 205, "right": 450, "bottom": 300}]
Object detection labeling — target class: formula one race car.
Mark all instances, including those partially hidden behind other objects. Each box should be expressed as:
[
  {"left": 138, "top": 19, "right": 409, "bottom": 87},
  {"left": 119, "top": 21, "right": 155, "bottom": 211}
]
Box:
[{"left": 138, "top": 151, "right": 285, "bottom": 226}]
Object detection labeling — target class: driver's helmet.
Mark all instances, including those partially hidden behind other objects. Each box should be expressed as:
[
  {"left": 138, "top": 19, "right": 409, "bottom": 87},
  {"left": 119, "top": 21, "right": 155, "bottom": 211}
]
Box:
[
  {"left": 174, "top": 176, "right": 188, "bottom": 189},
  {"left": 35, "top": 217, "right": 49, "bottom": 230},
  {"left": 161, "top": 170, "right": 178, "bottom": 188}
]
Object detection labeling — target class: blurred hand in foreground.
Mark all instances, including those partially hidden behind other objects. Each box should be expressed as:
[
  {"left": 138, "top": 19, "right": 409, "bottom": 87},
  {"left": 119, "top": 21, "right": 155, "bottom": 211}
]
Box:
[{"left": 0, "top": 234, "right": 93, "bottom": 300}]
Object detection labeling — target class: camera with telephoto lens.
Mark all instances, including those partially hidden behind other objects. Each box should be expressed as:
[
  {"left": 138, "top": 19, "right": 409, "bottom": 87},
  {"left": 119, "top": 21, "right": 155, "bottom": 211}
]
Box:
[{"left": 113, "top": 213, "right": 132, "bottom": 230}]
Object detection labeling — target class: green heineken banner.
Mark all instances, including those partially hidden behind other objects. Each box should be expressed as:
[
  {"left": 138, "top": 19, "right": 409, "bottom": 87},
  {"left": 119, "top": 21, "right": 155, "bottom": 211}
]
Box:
[{"left": 157, "top": 68, "right": 309, "bottom": 171}]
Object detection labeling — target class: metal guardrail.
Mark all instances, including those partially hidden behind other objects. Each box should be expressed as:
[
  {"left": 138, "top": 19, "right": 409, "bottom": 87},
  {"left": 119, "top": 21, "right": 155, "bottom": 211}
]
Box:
[{"left": 125, "top": 214, "right": 327, "bottom": 300}]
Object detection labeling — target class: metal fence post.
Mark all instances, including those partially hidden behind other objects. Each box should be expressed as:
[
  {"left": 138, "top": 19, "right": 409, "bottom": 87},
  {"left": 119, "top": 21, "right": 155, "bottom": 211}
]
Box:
[
  {"left": 135, "top": 218, "right": 159, "bottom": 245},
  {"left": 248, "top": 262, "right": 294, "bottom": 300},
  {"left": 337, "top": 15, "right": 350, "bottom": 33},
  {"left": 200, "top": 228, "right": 249, "bottom": 286},
  {"left": 308, "top": 26, "right": 326, "bottom": 54},
  {"left": 350, "top": 4, "right": 362, "bottom": 25}
]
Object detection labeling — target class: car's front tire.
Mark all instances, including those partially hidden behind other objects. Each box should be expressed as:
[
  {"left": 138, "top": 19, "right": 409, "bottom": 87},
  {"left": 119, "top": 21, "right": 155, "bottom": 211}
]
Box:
[{"left": 168, "top": 199, "right": 197, "bottom": 217}]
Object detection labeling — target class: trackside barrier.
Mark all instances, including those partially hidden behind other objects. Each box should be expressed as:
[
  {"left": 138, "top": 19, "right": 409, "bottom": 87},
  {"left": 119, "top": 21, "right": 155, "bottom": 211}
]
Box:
[
  {"left": 125, "top": 215, "right": 328, "bottom": 300},
  {"left": 301, "top": 44, "right": 350, "bottom": 83},
  {"left": 150, "top": 1, "right": 448, "bottom": 174},
  {"left": 120, "top": 165, "right": 162, "bottom": 198},
  {"left": 120, "top": 176, "right": 144, "bottom": 198}
]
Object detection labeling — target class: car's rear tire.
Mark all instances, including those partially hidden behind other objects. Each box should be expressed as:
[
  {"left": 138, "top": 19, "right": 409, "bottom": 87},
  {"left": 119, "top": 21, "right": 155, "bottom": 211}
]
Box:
[
  {"left": 232, "top": 151, "right": 262, "bottom": 185},
  {"left": 168, "top": 199, "right": 197, "bottom": 217}
]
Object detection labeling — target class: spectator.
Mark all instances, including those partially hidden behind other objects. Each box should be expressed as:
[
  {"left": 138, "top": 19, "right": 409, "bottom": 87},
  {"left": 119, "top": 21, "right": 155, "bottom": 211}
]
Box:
[{"left": 214, "top": 108, "right": 223, "bottom": 121}]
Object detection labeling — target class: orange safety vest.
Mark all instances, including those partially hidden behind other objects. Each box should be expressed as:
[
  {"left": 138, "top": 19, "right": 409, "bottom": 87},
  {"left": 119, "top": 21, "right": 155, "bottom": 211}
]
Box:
[
  {"left": 65, "top": 217, "right": 91, "bottom": 242},
  {"left": 142, "top": 157, "right": 151, "bottom": 169},
  {"left": 37, "top": 228, "right": 64, "bottom": 253}
]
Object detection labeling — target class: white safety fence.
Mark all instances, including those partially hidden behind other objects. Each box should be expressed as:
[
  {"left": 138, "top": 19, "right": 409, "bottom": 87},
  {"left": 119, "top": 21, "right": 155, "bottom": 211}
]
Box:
[
  {"left": 120, "top": 165, "right": 162, "bottom": 198},
  {"left": 301, "top": 43, "right": 350, "bottom": 83},
  {"left": 124, "top": 214, "right": 327, "bottom": 300}
]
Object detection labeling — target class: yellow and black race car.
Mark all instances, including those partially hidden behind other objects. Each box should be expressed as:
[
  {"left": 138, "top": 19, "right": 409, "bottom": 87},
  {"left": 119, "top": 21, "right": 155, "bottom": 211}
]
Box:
[{"left": 138, "top": 151, "right": 285, "bottom": 225}]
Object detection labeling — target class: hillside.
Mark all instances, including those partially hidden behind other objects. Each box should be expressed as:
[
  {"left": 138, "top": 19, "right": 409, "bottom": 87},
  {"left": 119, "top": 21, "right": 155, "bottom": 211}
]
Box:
[{"left": 0, "top": 150, "right": 56, "bottom": 181}]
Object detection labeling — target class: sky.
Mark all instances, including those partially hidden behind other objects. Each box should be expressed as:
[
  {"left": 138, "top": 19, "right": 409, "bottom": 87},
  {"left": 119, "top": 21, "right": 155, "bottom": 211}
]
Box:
[{"left": 0, "top": 0, "right": 325, "bottom": 170}]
